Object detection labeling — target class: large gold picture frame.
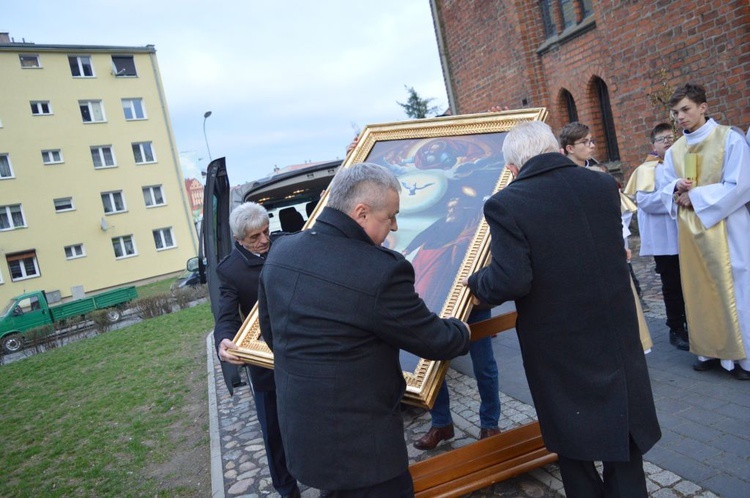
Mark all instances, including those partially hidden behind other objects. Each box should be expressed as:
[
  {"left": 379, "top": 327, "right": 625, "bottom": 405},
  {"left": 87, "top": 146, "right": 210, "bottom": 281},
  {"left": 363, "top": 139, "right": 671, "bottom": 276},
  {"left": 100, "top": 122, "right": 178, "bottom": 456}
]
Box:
[{"left": 233, "top": 108, "right": 548, "bottom": 408}]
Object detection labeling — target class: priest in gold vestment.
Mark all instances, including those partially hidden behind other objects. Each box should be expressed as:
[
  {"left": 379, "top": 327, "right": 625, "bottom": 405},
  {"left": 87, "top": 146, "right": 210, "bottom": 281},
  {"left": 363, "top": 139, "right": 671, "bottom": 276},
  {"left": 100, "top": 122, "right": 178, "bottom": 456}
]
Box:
[{"left": 660, "top": 83, "right": 750, "bottom": 380}]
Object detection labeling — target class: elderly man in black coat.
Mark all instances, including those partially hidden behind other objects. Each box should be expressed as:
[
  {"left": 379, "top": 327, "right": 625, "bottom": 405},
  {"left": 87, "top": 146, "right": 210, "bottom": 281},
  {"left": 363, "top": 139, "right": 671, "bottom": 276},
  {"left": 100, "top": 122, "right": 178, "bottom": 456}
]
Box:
[
  {"left": 213, "top": 202, "right": 300, "bottom": 498},
  {"left": 258, "top": 162, "right": 471, "bottom": 497},
  {"left": 467, "top": 121, "right": 661, "bottom": 497}
]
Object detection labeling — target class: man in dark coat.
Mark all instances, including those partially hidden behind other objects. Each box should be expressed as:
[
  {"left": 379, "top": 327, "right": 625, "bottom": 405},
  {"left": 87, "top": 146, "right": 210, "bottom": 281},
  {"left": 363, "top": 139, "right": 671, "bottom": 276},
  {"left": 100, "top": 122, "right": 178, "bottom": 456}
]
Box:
[
  {"left": 213, "top": 202, "right": 300, "bottom": 498},
  {"left": 258, "top": 162, "right": 471, "bottom": 497},
  {"left": 467, "top": 121, "right": 661, "bottom": 497}
]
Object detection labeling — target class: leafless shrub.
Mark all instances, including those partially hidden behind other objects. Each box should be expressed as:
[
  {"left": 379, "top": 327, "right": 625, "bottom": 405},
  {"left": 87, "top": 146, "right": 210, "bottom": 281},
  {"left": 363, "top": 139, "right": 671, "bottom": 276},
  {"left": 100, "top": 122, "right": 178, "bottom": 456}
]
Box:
[
  {"left": 172, "top": 284, "right": 208, "bottom": 309},
  {"left": 88, "top": 309, "right": 115, "bottom": 334},
  {"left": 133, "top": 294, "right": 174, "bottom": 319}
]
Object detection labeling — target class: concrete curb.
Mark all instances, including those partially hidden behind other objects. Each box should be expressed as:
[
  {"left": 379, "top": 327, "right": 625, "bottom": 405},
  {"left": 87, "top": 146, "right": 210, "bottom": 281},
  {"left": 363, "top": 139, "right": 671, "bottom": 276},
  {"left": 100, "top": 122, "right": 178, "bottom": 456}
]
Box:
[{"left": 206, "top": 332, "right": 225, "bottom": 498}]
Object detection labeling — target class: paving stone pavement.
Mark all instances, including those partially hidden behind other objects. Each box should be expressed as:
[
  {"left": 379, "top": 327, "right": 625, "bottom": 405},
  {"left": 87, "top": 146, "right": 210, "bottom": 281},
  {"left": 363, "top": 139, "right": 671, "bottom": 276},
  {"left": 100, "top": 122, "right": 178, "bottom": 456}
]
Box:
[{"left": 207, "top": 235, "right": 748, "bottom": 498}]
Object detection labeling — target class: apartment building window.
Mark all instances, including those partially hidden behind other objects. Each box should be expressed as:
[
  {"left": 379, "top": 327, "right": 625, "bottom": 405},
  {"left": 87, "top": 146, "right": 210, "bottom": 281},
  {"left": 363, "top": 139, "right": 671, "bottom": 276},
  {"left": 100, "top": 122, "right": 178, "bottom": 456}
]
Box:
[
  {"left": 132, "top": 142, "right": 155, "bottom": 164},
  {"left": 19, "top": 54, "right": 41, "bottom": 68},
  {"left": 30, "top": 101, "right": 52, "bottom": 115},
  {"left": 101, "top": 191, "right": 126, "bottom": 214},
  {"left": 112, "top": 235, "right": 136, "bottom": 259},
  {"left": 80, "top": 100, "right": 106, "bottom": 123},
  {"left": 112, "top": 56, "right": 137, "bottom": 77},
  {"left": 1, "top": 154, "right": 14, "bottom": 179},
  {"left": 143, "top": 185, "right": 165, "bottom": 207},
  {"left": 42, "top": 149, "right": 64, "bottom": 165},
  {"left": 64, "top": 244, "right": 86, "bottom": 260},
  {"left": 0, "top": 204, "right": 26, "bottom": 230},
  {"left": 54, "top": 197, "right": 75, "bottom": 212},
  {"left": 122, "top": 98, "right": 146, "bottom": 120},
  {"left": 69, "top": 55, "right": 94, "bottom": 77},
  {"left": 7, "top": 251, "right": 40, "bottom": 281},
  {"left": 153, "top": 227, "right": 175, "bottom": 250},
  {"left": 91, "top": 146, "right": 116, "bottom": 168}
]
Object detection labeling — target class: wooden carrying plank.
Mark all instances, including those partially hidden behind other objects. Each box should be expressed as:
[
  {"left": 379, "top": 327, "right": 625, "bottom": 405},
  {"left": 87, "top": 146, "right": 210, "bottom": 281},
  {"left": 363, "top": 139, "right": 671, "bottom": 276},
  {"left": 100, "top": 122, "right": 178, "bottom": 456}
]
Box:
[{"left": 410, "top": 422, "right": 557, "bottom": 498}]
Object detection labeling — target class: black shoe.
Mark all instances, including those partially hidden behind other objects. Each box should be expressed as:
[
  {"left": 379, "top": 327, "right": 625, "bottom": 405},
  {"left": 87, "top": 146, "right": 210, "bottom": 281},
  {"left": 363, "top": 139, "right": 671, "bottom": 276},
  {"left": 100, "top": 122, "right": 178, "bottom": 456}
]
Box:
[
  {"left": 731, "top": 366, "right": 750, "bottom": 380},
  {"left": 669, "top": 330, "right": 690, "bottom": 351},
  {"left": 693, "top": 358, "right": 721, "bottom": 371}
]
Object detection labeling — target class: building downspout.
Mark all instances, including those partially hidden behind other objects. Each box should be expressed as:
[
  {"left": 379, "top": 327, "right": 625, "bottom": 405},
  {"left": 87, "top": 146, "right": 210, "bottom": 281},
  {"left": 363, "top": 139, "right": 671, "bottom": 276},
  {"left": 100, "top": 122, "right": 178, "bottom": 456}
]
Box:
[
  {"left": 148, "top": 48, "right": 199, "bottom": 255},
  {"left": 429, "top": 0, "right": 457, "bottom": 113}
]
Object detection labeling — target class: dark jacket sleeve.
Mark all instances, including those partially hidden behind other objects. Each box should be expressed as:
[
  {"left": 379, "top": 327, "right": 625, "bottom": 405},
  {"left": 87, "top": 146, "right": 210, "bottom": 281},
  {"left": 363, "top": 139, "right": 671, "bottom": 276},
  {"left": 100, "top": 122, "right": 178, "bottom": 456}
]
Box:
[
  {"left": 468, "top": 195, "right": 533, "bottom": 304},
  {"left": 212, "top": 263, "right": 243, "bottom": 355},
  {"left": 258, "top": 274, "right": 273, "bottom": 351},
  {"left": 373, "top": 257, "right": 470, "bottom": 360}
]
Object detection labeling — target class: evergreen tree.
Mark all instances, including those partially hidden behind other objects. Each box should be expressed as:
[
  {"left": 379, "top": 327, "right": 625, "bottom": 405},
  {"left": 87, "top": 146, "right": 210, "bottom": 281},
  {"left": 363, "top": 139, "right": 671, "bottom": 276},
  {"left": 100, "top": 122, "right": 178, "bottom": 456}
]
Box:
[{"left": 397, "top": 86, "right": 439, "bottom": 119}]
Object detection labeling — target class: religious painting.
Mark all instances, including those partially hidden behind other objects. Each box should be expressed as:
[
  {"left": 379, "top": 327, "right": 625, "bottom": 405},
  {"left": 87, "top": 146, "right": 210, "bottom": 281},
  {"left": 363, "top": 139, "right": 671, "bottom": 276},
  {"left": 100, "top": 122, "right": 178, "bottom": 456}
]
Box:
[{"left": 232, "top": 108, "right": 549, "bottom": 408}]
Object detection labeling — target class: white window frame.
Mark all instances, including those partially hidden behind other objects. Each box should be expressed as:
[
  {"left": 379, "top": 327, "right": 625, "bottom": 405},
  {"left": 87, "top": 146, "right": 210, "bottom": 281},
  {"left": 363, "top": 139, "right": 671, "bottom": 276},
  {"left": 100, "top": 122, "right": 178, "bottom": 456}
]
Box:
[
  {"left": 1, "top": 154, "right": 14, "bottom": 179},
  {"left": 69, "top": 55, "right": 94, "bottom": 77},
  {"left": 7, "top": 252, "right": 40, "bottom": 281},
  {"left": 153, "top": 227, "right": 176, "bottom": 251},
  {"left": 112, "top": 235, "right": 137, "bottom": 259},
  {"left": 0, "top": 204, "right": 26, "bottom": 230},
  {"left": 79, "top": 100, "right": 106, "bottom": 123},
  {"left": 132, "top": 142, "right": 156, "bottom": 164},
  {"left": 101, "top": 191, "right": 126, "bottom": 215},
  {"left": 54, "top": 197, "right": 75, "bottom": 213},
  {"left": 0, "top": 268, "right": 4, "bottom": 284},
  {"left": 19, "top": 54, "right": 41, "bottom": 68},
  {"left": 142, "top": 185, "right": 166, "bottom": 207},
  {"left": 91, "top": 145, "right": 116, "bottom": 169},
  {"left": 64, "top": 244, "right": 86, "bottom": 260},
  {"left": 30, "top": 101, "right": 53, "bottom": 115},
  {"left": 122, "top": 98, "right": 146, "bottom": 120},
  {"left": 41, "top": 149, "right": 64, "bottom": 165}
]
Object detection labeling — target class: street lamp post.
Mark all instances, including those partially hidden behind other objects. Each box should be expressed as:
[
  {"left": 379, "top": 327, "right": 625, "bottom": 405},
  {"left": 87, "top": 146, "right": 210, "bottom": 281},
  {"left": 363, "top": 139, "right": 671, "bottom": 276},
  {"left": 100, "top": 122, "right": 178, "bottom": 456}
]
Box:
[{"left": 202, "top": 111, "right": 213, "bottom": 161}]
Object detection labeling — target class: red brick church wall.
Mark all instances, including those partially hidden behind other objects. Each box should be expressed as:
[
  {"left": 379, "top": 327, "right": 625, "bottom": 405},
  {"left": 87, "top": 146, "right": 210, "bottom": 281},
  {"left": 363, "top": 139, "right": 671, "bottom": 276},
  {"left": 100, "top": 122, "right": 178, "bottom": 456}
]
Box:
[{"left": 432, "top": 0, "right": 750, "bottom": 177}]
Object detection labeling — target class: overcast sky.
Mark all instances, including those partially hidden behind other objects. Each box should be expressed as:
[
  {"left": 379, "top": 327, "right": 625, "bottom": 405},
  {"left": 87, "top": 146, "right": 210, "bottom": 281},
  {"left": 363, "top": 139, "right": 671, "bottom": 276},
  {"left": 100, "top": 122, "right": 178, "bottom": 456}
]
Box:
[{"left": 3, "top": 0, "right": 449, "bottom": 186}]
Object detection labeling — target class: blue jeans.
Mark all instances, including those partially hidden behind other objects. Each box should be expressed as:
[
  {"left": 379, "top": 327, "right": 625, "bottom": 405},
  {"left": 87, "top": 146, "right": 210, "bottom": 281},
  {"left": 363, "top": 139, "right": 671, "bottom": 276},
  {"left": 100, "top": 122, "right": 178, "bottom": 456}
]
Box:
[{"left": 429, "top": 309, "right": 500, "bottom": 429}]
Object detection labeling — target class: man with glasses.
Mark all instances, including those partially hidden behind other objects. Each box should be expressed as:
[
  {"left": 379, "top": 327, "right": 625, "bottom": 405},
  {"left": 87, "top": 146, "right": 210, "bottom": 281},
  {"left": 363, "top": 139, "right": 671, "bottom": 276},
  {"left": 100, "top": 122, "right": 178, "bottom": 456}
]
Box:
[
  {"left": 624, "top": 123, "right": 689, "bottom": 350},
  {"left": 660, "top": 82, "right": 750, "bottom": 380},
  {"left": 559, "top": 121, "right": 598, "bottom": 168}
]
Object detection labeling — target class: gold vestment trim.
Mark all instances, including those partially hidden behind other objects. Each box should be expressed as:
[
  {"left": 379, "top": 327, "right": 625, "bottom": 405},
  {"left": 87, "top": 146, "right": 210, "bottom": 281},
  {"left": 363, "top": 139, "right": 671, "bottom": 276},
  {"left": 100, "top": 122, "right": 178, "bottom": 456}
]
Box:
[
  {"left": 671, "top": 128, "right": 744, "bottom": 359},
  {"left": 623, "top": 159, "right": 659, "bottom": 196}
]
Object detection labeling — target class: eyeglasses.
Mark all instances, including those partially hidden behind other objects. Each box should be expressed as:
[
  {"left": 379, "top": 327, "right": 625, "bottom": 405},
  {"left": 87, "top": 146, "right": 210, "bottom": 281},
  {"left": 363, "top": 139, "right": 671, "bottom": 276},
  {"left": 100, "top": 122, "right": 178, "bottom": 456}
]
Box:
[
  {"left": 653, "top": 135, "right": 675, "bottom": 144},
  {"left": 574, "top": 138, "right": 595, "bottom": 146}
]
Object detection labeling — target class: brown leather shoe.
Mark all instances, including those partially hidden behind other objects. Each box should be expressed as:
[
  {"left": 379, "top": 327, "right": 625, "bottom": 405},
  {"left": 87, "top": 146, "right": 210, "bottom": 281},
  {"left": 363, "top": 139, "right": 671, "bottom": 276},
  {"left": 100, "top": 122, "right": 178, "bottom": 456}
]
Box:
[
  {"left": 414, "top": 424, "right": 454, "bottom": 450},
  {"left": 480, "top": 427, "right": 501, "bottom": 439}
]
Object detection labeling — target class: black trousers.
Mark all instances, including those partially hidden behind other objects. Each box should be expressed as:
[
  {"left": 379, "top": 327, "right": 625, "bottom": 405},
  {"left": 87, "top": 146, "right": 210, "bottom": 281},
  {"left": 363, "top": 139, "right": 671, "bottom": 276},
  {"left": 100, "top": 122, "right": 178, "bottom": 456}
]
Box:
[
  {"left": 654, "top": 255, "right": 687, "bottom": 333},
  {"left": 557, "top": 436, "right": 648, "bottom": 498},
  {"left": 322, "top": 469, "right": 414, "bottom": 497},
  {"left": 253, "top": 387, "right": 299, "bottom": 496}
]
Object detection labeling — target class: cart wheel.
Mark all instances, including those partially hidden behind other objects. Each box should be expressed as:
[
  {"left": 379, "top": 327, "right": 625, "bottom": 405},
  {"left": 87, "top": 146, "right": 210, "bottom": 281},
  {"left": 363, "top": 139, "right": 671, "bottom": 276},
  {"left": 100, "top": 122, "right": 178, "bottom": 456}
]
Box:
[{"left": 105, "top": 309, "right": 121, "bottom": 323}]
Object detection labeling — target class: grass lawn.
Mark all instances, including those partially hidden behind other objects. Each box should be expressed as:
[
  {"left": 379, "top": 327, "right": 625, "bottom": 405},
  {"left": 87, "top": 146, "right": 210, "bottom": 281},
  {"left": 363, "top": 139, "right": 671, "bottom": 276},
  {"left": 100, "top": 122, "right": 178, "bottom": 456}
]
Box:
[
  {"left": 0, "top": 302, "right": 214, "bottom": 497},
  {"left": 135, "top": 277, "right": 176, "bottom": 299}
]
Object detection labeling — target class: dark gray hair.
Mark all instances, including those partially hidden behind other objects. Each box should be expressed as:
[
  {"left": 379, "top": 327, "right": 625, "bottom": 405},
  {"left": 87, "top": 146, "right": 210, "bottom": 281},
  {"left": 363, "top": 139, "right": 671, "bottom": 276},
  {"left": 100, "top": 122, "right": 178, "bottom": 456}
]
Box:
[
  {"left": 502, "top": 121, "right": 560, "bottom": 169},
  {"left": 326, "top": 162, "right": 401, "bottom": 214},
  {"left": 229, "top": 202, "right": 269, "bottom": 239}
]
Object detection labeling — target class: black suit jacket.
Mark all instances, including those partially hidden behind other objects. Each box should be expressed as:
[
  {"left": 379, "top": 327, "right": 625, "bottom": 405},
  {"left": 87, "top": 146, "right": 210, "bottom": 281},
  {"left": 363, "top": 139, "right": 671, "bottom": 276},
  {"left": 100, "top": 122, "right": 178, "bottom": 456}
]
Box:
[
  {"left": 213, "top": 240, "right": 275, "bottom": 391},
  {"left": 258, "top": 207, "right": 470, "bottom": 490},
  {"left": 468, "top": 152, "right": 661, "bottom": 462}
]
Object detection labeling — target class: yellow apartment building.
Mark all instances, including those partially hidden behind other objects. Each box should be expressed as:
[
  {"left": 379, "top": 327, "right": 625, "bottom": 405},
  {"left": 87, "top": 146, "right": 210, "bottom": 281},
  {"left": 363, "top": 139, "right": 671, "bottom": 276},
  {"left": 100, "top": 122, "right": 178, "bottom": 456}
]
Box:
[{"left": 0, "top": 33, "right": 198, "bottom": 304}]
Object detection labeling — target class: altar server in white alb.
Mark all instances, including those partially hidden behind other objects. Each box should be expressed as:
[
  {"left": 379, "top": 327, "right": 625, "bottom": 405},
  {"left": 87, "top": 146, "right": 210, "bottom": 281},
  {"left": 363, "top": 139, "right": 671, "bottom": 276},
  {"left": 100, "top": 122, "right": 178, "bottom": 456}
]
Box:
[
  {"left": 660, "top": 83, "right": 750, "bottom": 380},
  {"left": 624, "top": 123, "right": 688, "bottom": 351}
]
